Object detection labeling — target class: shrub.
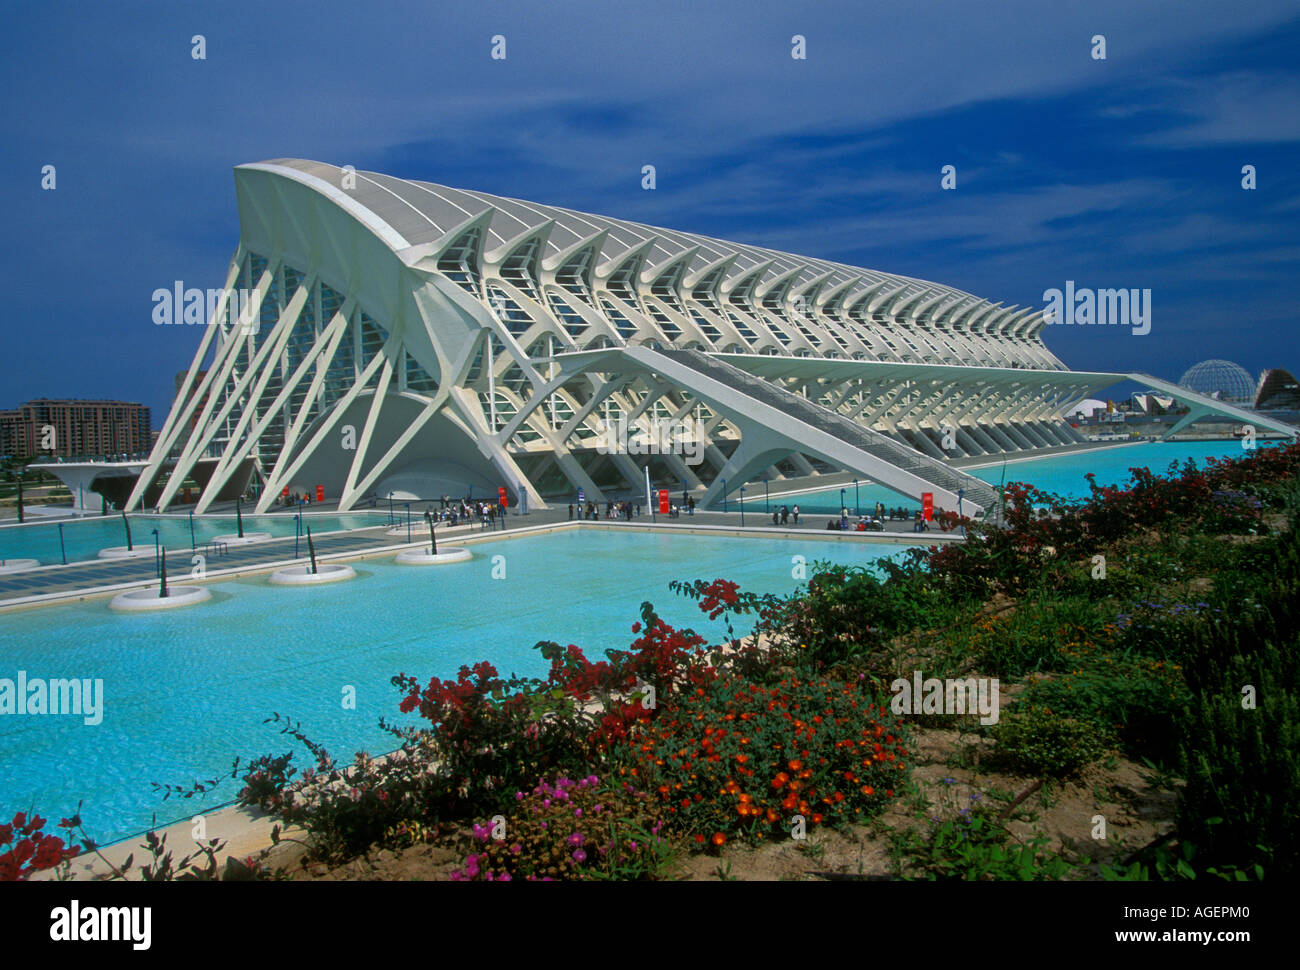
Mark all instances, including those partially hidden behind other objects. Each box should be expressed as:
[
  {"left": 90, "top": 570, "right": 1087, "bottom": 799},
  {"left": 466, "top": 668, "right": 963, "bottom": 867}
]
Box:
[
  {"left": 761, "top": 558, "right": 946, "bottom": 670},
  {"left": 394, "top": 660, "right": 597, "bottom": 817},
  {"left": 0, "top": 811, "right": 82, "bottom": 881},
  {"left": 631, "top": 674, "right": 908, "bottom": 844},
  {"left": 992, "top": 704, "right": 1110, "bottom": 777},
  {"left": 966, "top": 595, "right": 1111, "bottom": 677},
  {"left": 1022, "top": 657, "right": 1189, "bottom": 764},
  {"left": 451, "top": 775, "right": 671, "bottom": 881},
  {"left": 1176, "top": 640, "right": 1300, "bottom": 878},
  {"left": 892, "top": 801, "right": 1075, "bottom": 881}
]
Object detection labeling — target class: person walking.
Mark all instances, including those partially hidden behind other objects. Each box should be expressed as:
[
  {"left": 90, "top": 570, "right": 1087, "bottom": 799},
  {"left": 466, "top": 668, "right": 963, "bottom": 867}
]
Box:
[
  {"left": 780, "top": 504, "right": 789, "bottom": 525},
  {"left": 688, "top": 496, "right": 696, "bottom": 517},
  {"left": 792, "top": 504, "right": 800, "bottom": 525}
]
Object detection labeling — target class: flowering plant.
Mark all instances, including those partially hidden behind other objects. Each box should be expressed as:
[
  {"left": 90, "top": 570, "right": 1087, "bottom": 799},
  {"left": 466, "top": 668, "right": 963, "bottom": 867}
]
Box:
[{"left": 628, "top": 674, "right": 908, "bottom": 844}]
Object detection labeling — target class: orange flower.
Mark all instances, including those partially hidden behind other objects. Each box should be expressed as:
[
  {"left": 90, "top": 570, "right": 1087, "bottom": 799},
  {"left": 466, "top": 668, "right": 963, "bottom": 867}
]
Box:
[
  {"left": 861, "top": 785, "right": 874, "bottom": 796},
  {"left": 812, "top": 813, "right": 824, "bottom": 824},
  {"left": 788, "top": 759, "right": 803, "bottom": 771},
  {"left": 711, "top": 832, "right": 726, "bottom": 846},
  {"left": 735, "top": 753, "right": 749, "bottom": 765},
  {"left": 694, "top": 833, "right": 705, "bottom": 844}
]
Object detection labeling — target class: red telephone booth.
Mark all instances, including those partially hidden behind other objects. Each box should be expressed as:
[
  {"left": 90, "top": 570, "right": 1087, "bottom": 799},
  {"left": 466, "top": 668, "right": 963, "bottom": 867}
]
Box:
[{"left": 316, "top": 485, "right": 325, "bottom": 503}]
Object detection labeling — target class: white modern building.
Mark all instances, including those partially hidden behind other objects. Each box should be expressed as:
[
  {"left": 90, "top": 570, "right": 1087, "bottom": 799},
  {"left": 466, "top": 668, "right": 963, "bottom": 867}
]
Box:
[{"left": 127, "top": 160, "right": 1292, "bottom": 518}]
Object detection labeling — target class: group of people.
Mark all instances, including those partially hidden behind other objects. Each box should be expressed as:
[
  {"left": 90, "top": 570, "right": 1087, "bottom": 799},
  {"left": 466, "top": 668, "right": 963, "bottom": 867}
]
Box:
[
  {"left": 769, "top": 505, "right": 801, "bottom": 525},
  {"left": 825, "top": 502, "right": 931, "bottom": 532},
  {"left": 568, "top": 494, "right": 701, "bottom": 520},
  {"left": 434, "top": 496, "right": 503, "bottom": 529},
  {"left": 570, "top": 500, "right": 640, "bottom": 520}
]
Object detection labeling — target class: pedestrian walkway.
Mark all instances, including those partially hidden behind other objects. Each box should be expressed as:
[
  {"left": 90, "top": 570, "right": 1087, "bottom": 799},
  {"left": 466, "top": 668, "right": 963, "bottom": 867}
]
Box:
[{"left": 0, "top": 503, "right": 955, "bottom": 609}]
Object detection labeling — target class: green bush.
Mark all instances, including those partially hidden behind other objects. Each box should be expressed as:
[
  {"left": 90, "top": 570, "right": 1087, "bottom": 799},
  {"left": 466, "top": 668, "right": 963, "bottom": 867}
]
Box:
[
  {"left": 992, "top": 704, "right": 1111, "bottom": 778},
  {"left": 1176, "top": 640, "right": 1300, "bottom": 878},
  {"left": 1022, "top": 658, "right": 1190, "bottom": 764},
  {"left": 891, "top": 803, "right": 1076, "bottom": 881},
  {"left": 969, "top": 594, "right": 1110, "bottom": 677}
]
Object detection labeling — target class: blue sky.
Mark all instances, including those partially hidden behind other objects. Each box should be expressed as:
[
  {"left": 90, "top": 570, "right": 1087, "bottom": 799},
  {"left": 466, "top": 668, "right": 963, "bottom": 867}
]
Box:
[{"left": 3, "top": 0, "right": 1297, "bottom": 421}]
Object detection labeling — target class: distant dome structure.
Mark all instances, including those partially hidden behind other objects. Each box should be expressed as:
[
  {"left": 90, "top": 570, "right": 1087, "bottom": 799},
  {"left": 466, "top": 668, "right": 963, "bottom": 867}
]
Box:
[{"left": 1178, "top": 359, "right": 1255, "bottom": 405}]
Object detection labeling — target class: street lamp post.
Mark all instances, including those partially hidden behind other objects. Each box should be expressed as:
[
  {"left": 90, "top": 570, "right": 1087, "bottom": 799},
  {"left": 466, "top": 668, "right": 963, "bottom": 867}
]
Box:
[
  {"left": 722, "top": 478, "right": 727, "bottom": 513},
  {"left": 405, "top": 503, "right": 412, "bottom": 542},
  {"left": 840, "top": 487, "right": 846, "bottom": 517},
  {"left": 854, "top": 478, "right": 860, "bottom": 516},
  {"left": 762, "top": 476, "right": 769, "bottom": 514},
  {"left": 739, "top": 486, "right": 746, "bottom": 527},
  {"left": 424, "top": 510, "right": 437, "bottom": 555},
  {"left": 188, "top": 509, "right": 196, "bottom": 550},
  {"left": 151, "top": 529, "right": 160, "bottom": 578}
]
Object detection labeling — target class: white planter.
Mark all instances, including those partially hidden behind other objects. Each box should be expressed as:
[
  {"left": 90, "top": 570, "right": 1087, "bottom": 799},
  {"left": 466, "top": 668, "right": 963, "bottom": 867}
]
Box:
[
  {"left": 210, "top": 532, "right": 273, "bottom": 545},
  {"left": 110, "top": 585, "right": 212, "bottom": 612},
  {"left": 0, "top": 558, "right": 41, "bottom": 574},
  {"left": 395, "top": 547, "right": 472, "bottom": 565},
  {"left": 268, "top": 563, "right": 357, "bottom": 585},
  {"left": 97, "top": 546, "right": 152, "bottom": 560}
]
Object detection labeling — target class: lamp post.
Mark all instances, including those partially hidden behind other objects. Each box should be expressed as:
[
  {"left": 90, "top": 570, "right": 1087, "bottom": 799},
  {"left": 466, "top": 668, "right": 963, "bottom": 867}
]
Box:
[
  {"left": 840, "top": 487, "right": 846, "bottom": 515},
  {"left": 853, "top": 478, "right": 860, "bottom": 516},
  {"left": 722, "top": 478, "right": 727, "bottom": 513},
  {"left": 739, "top": 485, "right": 746, "bottom": 527},
  {"left": 151, "top": 528, "right": 160, "bottom": 578},
  {"left": 387, "top": 491, "right": 394, "bottom": 525},
  {"left": 57, "top": 522, "right": 66, "bottom": 564},
  {"left": 405, "top": 503, "right": 412, "bottom": 543},
  {"left": 424, "top": 510, "right": 437, "bottom": 555},
  {"left": 762, "top": 476, "right": 769, "bottom": 514},
  {"left": 188, "top": 509, "right": 195, "bottom": 550}
]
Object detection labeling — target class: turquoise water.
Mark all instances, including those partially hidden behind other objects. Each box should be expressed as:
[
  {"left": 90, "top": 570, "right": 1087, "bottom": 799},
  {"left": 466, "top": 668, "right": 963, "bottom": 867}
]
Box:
[
  {"left": 0, "top": 511, "right": 389, "bottom": 566},
  {"left": 0, "top": 529, "right": 907, "bottom": 845},
  {"left": 782, "top": 440, "right": 1276, "bottom": 515}
]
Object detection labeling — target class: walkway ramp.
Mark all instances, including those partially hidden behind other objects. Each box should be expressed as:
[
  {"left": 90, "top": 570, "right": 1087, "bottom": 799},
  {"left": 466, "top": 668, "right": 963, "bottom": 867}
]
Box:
[
  {"left": 626, "top": 346, "right": 1002, "bottom": 517},
  {"left": 1130, "top": 373, "right": 1300, "bottom": 439}
]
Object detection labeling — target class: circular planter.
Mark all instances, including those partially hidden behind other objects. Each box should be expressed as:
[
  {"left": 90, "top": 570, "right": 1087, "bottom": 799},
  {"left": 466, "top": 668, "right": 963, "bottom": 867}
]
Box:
[
  {"left": 110, "top": 585, "right": 212, "bottom": 612},
  {"left": 0, "top": 558, "right": 40, "bottom": 574},
  {"left": 97, "top": 546, "right": 153, "bottom": 560},
  {"left": 211, "top": 532, "right": 273, "bottom": 545},
  {"left": 268, "top": 563, "right": 356, "bottom": 585},
  {"left": 395, "top": 547, "right": 472, "bottom": 565}
]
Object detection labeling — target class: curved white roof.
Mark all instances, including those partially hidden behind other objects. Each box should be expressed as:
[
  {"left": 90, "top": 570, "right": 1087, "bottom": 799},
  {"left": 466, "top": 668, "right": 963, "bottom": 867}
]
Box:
[{"left": 246, "top": 158, "right": 982, "bottom": 305}]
